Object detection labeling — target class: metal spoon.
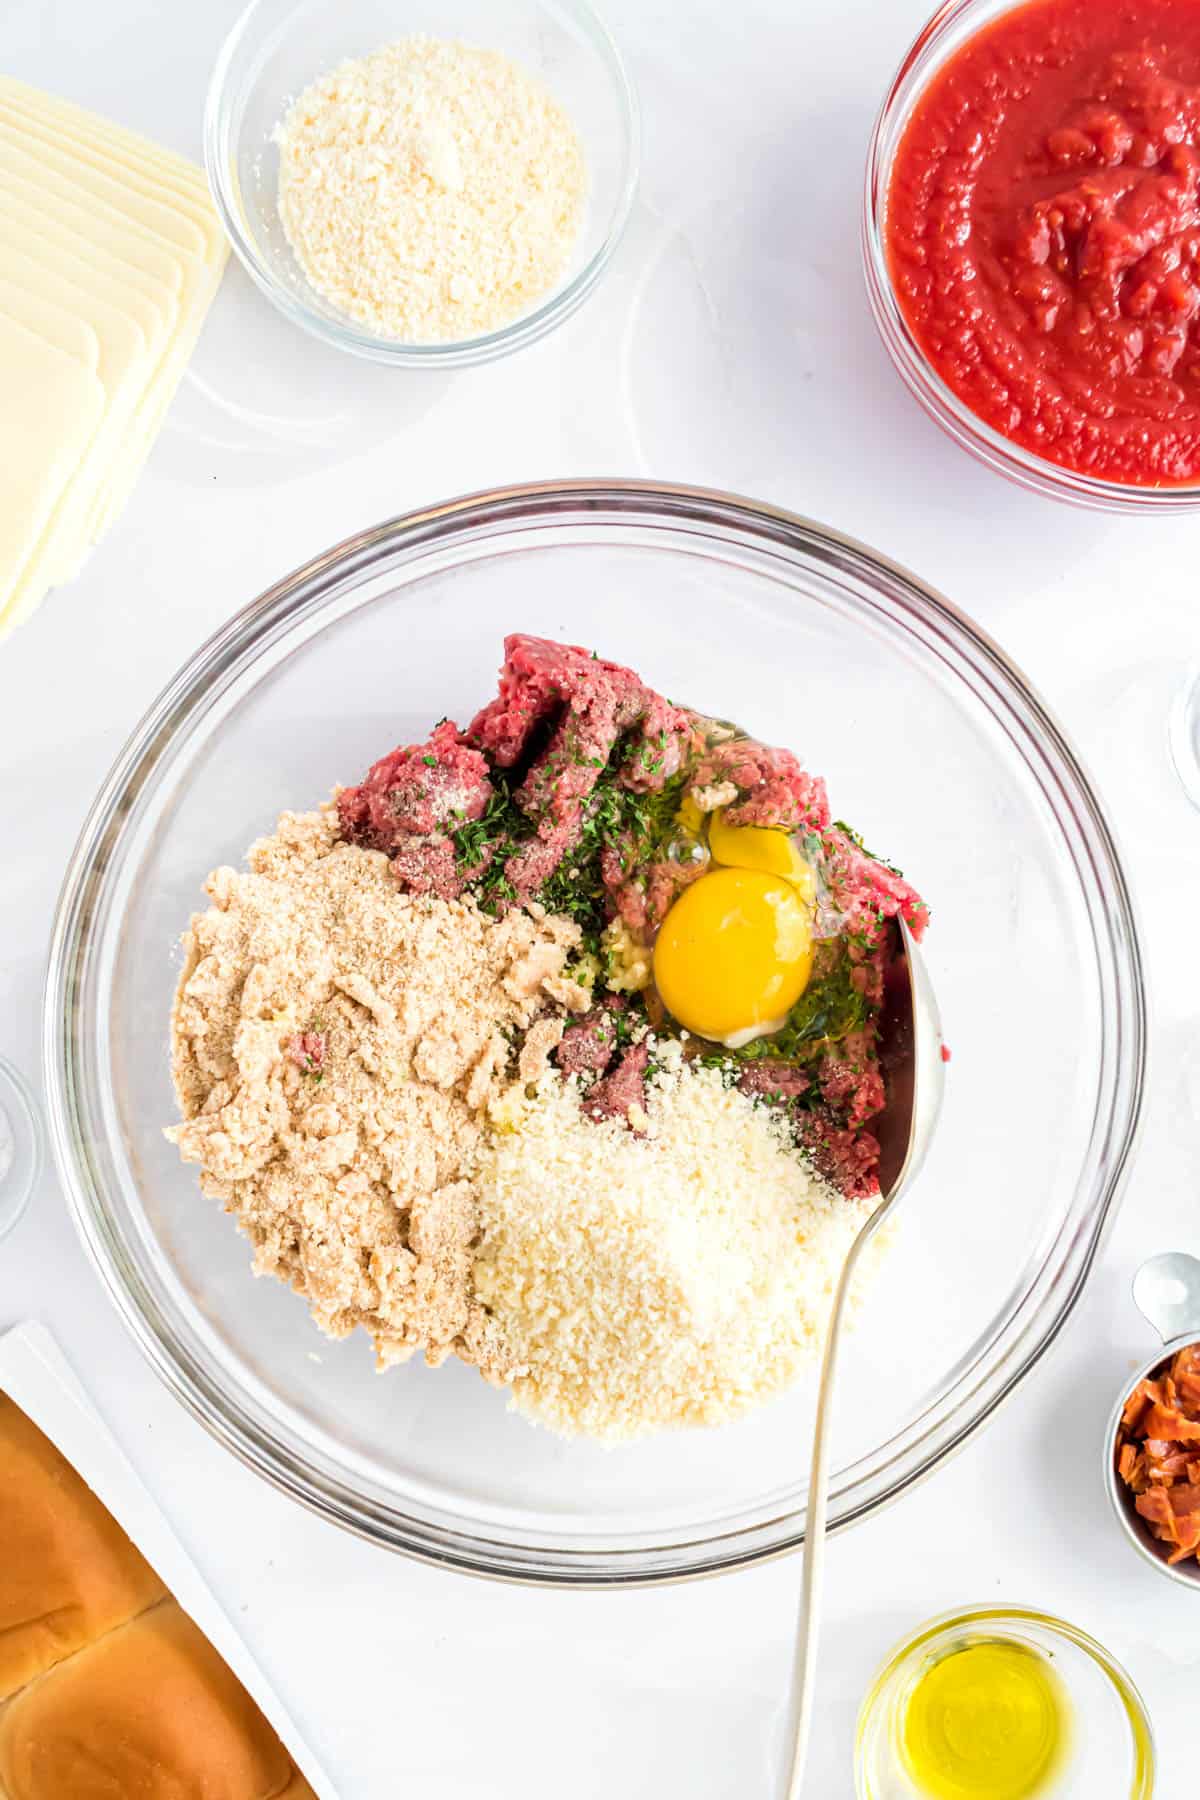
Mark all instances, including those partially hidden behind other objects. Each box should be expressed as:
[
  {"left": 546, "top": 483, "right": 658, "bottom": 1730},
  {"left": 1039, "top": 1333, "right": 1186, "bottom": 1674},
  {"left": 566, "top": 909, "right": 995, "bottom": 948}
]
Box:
[
  {"left": 781, "top": 915, "right": 946, "bottom": 1798},
  {"left": 1132, "top": 1251, "right": 1200, "bottom": 1349}
]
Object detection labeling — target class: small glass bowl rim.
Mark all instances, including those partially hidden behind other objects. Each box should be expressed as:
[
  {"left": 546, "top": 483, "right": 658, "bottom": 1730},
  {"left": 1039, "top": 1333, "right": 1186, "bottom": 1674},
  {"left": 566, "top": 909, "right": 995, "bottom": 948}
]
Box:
[
  {"left": 0, "top": 1054, "right": 43, "bottom": 1245},
  {"left": 43, "top": 479, "right": 1147, "bottom": 1586},
  {"left": 854, "top": 1603, "right": 1157, "bottom": 1798},
  {"left": 203, "top": 0, "right": 641, "bottom": 369},
  {"left": 861, "top": 0, "right": 1200, "bottom": 515}
]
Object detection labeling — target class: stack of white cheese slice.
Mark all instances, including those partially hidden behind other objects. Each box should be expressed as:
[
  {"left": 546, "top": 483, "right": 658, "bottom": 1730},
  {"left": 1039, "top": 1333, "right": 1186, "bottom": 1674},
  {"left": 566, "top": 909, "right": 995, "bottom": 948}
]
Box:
[{"left": 0, "top": 77, "right": 229, "bottom": 638}]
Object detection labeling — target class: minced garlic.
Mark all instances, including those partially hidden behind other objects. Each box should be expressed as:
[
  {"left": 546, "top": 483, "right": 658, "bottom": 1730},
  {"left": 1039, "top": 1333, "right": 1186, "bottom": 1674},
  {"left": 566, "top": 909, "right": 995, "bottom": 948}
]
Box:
[{"left": 601, "top": 917, "right": 652, "bottom": 993}]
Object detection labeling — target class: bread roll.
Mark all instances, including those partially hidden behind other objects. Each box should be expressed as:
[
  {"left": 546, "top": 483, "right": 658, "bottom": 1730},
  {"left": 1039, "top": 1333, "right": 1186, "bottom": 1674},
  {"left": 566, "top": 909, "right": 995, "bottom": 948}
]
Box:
[
  {"left": 0, "top": 1396, "right": 313, "bottom": 1799},
  {"left": 0, "top": 1394, "right": 165, "bottom": 1698},
  {"left": 0, "top": 1600, "right": 295, "bottom": 1800}
]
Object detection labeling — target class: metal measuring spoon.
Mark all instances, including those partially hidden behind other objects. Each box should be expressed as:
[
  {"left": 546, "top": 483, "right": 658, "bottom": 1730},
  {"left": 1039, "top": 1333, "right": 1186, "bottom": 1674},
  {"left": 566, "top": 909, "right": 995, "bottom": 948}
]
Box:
[
  {"left": 1132, "top": 1252, "right": 1200, "bottom": 1348},
  {"left": 1105, "top": 1251, "right": 1200, "bottom": 1590},
  {"left": 781, "top": 916, "right": 946, "bottom": 1797}
]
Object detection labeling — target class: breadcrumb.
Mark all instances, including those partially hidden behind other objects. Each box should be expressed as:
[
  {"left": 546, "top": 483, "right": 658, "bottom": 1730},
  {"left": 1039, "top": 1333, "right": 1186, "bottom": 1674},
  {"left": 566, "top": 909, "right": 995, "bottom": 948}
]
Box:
[
  {"left": 166, "top": 804, "right": 578, "bottom": 1376},
  {"left": 274, "top": 35, "right": 587, "bottom": 343}
]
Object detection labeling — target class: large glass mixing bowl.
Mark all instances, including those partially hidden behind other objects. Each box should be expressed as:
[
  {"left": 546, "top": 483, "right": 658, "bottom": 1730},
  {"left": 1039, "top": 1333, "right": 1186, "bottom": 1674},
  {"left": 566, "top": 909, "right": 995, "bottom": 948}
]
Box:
[{"left": 45, "top": 482, "right": 1145, "bottom": 1584}]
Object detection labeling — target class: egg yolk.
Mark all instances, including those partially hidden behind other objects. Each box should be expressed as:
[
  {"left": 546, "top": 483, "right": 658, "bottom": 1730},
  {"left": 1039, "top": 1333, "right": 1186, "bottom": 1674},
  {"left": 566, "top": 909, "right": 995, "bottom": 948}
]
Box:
[
  {"left": 707, "top": 809, "right": 817, "bottom": 902},
  {"left": 900, "top": 1641, "right": 1072, "bottom": 1800},
  {"left": 652, "top": 866, "right": 813, "bottom": 1046}
]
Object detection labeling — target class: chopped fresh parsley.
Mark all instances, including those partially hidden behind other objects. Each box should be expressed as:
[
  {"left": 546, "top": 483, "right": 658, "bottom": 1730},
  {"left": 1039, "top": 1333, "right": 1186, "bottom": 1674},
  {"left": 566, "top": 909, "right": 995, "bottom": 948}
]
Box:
[
  {"left": 446, "top": 738, "right": 690, "bottom": 953},
  {"left": 448, "top": 786, "right": 523, "bottom": 873}
]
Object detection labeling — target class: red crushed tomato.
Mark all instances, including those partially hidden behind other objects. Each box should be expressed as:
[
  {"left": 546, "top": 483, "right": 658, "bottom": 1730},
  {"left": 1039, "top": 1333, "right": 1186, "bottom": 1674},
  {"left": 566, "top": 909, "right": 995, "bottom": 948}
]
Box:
[{"left": 887, "top": 0, "right": 1200, "bottom": 486}]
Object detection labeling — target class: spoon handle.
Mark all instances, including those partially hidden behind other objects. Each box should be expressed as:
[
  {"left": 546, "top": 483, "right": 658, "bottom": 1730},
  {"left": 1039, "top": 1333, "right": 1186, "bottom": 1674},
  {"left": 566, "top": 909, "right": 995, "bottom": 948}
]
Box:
[{"left": 781, "top": 1215, "right": 882, "bottom": 1799}]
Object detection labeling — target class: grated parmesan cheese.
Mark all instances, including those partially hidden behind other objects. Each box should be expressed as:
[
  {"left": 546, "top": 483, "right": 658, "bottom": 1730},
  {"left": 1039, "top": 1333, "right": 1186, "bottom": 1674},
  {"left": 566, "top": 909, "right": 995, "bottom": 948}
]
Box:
[
  {"left": 274, "top": 35, "right": 588, "bottom": 343},
  {"left": 472, "top": 1056, "right": 882, "bottom": 1442}
]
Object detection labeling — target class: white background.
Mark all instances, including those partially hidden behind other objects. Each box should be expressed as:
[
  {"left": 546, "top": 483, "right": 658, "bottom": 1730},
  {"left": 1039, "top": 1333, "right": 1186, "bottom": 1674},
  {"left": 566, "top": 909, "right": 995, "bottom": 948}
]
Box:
[{"left": 2, "top": 0, "right": 1198, "bottom": 1792}]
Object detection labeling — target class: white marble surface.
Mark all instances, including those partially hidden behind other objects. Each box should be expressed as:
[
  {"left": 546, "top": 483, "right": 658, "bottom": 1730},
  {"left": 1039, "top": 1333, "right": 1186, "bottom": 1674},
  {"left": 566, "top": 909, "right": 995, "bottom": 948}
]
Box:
[{"left": 1, "top": 0, "right": 1198, "bottom": 1793}]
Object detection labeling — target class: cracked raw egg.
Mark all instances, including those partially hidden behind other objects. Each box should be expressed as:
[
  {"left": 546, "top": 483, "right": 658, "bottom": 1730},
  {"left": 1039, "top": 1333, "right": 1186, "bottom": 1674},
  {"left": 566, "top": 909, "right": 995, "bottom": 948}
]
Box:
[
  {"left": 652, "top": 865, "right": 814, "bottom": 1047},
  {"left": 707, "top": 809, "right": 817, "bottom": 898}
]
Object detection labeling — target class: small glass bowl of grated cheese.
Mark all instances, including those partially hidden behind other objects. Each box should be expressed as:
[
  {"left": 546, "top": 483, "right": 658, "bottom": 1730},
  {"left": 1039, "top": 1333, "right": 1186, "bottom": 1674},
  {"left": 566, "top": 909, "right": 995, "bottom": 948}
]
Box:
[{"left": 205, "top": 0, "right": 639, "bottom": 365}]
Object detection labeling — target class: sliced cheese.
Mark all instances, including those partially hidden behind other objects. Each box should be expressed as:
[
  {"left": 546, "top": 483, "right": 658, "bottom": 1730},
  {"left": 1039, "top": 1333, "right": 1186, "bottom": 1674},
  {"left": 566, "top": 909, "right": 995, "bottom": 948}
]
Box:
[
  {"left": 0, "top": 274, "right": 103, "bottom": 586},
  {"left": 0, "top": 171, "right": 183, "bottom": 301},
  {"left": 0, "top": 172, "right": 186, "bottom": 560},
  {"left": 0, "top": 313, "right": 105, "bottom": 638},
  {"left": 0, "top": 75, "right": 212, "bottom": 201},
  {"left": 0, "top": 189, "right": 176, "bottom": 566},
  {"left": 0, "top": 103, "right": 226, "bottom": 270},
  {"left": 0, "top": 203, "right": 165, "bottom": 361},
  {"left": 0, "top": 247, "right": 151, "bottom": 587},
  {"left": 0, "top": 83, "right": 230, "bottom": 635},
  {"left": 0, "top": 273, "right": 99, "bottom": 371},
  {"left": 0, "top": 134, "right": 206, "bottom": 259},
  {"left": 0, "top": 155, "right": 216, "bottom": 551}
]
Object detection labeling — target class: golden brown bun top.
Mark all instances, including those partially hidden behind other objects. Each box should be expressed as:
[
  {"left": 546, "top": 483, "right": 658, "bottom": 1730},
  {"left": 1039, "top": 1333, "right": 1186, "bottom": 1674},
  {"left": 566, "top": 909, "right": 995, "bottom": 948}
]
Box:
[
  {"left": 0, "top": 1394, "right": 166, "bottom": 1700},
  {"left": 0, "top": 1599, "right": 296, "bottom": 1800}
]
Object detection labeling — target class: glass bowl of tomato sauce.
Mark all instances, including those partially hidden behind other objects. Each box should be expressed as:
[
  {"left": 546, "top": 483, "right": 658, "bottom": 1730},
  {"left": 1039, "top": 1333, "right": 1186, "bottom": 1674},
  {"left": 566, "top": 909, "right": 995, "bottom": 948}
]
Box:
[{"left": 864, "top": 0, "right": 1200, "bottom": 512}]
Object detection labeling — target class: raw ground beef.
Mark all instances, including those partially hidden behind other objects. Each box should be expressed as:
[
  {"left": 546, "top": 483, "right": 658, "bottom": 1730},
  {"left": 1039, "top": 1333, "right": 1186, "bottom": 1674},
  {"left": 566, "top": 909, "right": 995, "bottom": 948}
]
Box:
[
  {"left": 469, "top": 636, "right": 693, "bottom": 906},
  {"left": 582, "top": 1040, "right": 650, "bottom": 1126},
  {"left": 338, "top": 718, "right": 491, "bottom": 850},
  {"left": 797, "top": 1109, "right": 882, "bottom": 1202},
  {"left": 688, "top": 735, "right": 831, "bottom": 832},
  {"left": 556, "top": 996, "right": 629, "bottom": 1078},
  {"left": 335, "top": 633, "right": 930, "bottom": 1185},
  {"left": 335, "top": 633, "right": 864, "bottom": 928}
]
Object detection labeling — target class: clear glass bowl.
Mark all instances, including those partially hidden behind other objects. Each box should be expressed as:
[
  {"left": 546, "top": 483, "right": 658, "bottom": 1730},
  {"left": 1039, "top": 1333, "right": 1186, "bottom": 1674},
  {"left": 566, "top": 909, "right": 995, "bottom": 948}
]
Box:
[
  {"left": 855, "top": 1606, "right": 1156, "bottom": 1797},
  {"left": 44, "top": 481, "right": 1146, "bottom": 1584},
  {"left": 204, "top": 0, "right": 639, "bottom": 367},
  {"left": 862, "top": 0, "right": 1200, "bottom": 514}
]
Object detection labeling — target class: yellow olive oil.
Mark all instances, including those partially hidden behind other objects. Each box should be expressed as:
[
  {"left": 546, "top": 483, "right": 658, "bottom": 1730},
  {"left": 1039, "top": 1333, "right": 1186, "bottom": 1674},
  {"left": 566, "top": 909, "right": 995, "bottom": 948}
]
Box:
[{"left": 899, "top": 1639, "right": 1072, "bottom": 1800}]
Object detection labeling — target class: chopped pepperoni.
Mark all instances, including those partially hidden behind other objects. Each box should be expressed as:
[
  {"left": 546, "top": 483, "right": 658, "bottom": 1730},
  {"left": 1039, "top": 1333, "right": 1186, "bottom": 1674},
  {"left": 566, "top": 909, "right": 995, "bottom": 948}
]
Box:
[{"left": 1117, "top": 1339, "right": 1200, "bottom": 1566}]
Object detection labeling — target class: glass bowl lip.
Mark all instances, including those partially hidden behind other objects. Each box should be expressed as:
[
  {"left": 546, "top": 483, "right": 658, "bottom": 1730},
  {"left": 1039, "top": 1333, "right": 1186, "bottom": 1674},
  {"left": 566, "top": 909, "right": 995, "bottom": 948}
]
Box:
[
  {"left": 0, "top": 1054, "right": 43, "bottom": 1245},
  {"left": 43, "top": 478, "right": 1147, "bottom": 1586},
  {"left": 854, "top": 1602, "right": 1157, "bottom": 1796},
  {"left": 203, "top": 0, "right": 641, "bottom": 369},
  {"left": 1104, "top": 1330, "right": 1200, "bottom": 1591},
  {"left": 862, "top": 0, "right": 1200, "bottom": 514}
]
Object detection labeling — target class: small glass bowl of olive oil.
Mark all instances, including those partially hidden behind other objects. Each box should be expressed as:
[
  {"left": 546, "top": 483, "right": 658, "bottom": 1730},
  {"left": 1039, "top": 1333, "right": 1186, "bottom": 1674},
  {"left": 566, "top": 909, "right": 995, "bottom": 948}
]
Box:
[{"left": 855, "top": 1607, "right": 1154, "bottom": 1800}]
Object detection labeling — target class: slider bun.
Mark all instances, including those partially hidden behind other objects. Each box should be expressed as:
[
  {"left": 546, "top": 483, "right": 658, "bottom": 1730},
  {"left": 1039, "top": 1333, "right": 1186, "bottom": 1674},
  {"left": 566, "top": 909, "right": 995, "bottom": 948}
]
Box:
[
  {"left": 0, "top": 1395, "right": 165, "bottom": 1699},
  {"left": 0, "top": 1600, "right": 295, "bottom": 1800}
]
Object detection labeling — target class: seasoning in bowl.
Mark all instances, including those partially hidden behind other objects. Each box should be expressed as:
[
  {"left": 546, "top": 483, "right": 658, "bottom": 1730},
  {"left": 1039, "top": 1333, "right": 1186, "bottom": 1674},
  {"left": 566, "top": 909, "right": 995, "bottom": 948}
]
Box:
[
  {"left": 273, "top": 36, "right": 587, "bottom": 343},
  {"left": 1115, "top": 1341, "right": 1200, "bottom": 1565}
]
